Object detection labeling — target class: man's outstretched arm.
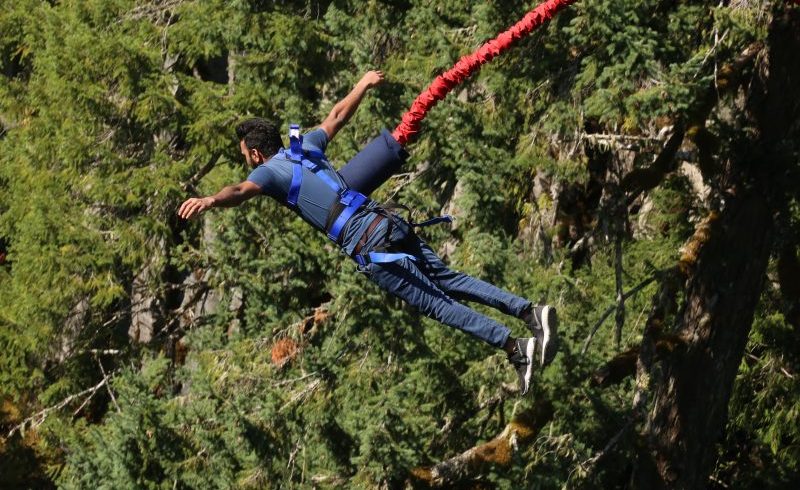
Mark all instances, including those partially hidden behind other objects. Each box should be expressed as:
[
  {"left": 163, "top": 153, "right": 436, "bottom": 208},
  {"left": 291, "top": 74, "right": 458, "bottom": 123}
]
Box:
[
  {"left": 319, "top": 70, "right": 384, "bottom": 142},
  {"left": 178, "top": 180, "right": 261, "bottom": 220}
]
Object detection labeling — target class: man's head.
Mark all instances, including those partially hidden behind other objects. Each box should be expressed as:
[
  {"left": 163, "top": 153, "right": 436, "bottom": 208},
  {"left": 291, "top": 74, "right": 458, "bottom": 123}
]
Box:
[{"left": 236, "top": 118, "right": 283, "bottom": 167}]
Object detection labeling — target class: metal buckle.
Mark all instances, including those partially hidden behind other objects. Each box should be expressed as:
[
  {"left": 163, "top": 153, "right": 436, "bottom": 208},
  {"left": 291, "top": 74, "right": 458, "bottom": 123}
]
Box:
[
  {"left": 339, "top": 189, "right": 356, "bottom": 206},
  {"left": 289, "top": 123, "right": 303, "bottom": 160}
]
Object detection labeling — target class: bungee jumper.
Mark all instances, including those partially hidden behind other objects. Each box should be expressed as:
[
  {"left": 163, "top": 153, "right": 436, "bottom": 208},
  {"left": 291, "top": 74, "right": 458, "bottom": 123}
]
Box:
[{"left": 178, "top": 0, "right": 576, "bottom": 395}]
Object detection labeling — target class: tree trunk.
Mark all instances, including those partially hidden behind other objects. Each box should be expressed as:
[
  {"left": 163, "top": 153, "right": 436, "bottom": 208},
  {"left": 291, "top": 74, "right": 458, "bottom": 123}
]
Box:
[
  {"left": 633, "top": 191, "right": 773, "bottom": 489},
  {"left": 632, "top": 6, "right": 800, "bottom": 488}
]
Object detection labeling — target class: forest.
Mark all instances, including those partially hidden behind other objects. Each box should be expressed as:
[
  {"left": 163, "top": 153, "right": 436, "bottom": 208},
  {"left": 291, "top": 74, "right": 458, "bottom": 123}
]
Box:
[{"left": 1, "top": 0, "right": 799, "bottom": 488}]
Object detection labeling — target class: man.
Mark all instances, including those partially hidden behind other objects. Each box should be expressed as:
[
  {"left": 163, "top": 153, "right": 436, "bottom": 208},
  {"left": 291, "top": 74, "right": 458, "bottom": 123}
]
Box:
[{"left": 178, "top": 70, "right": 558, "bottom": 395}]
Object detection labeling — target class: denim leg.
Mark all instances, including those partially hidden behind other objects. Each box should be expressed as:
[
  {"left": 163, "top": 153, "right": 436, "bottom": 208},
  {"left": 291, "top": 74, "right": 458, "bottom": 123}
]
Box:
[
  {"left": 366, "top": 258, "right": 511, "bottom": 349},
  {"left": 394, "top": 227, "right": 531, "bottom": 318}
]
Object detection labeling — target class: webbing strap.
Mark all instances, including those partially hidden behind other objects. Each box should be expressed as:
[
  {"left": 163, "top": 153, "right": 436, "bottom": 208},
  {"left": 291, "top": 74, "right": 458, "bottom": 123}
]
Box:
[
  {"left": 288, "top": 162, "right": 303, "bottom": 206},
  {"left": 354, "top": 252, "right": 417, "bottom": 267},
  {"left": 328, "top": 190, "right": 367, "bottom": 241},
  {"left": 306, "top": 149, "right": 326, "bottom": 160},
  {"left": 283, "top": 147, "right": 342, "bottom": 206},
  {"left": 304, "top": 158, "right": 342, "bottom": 192},
  {"left": 284, "top": 124, "right": 371, "bottom": 244},
  {"left": 413, "top": 214, "right": 453, "bottom": 228}
]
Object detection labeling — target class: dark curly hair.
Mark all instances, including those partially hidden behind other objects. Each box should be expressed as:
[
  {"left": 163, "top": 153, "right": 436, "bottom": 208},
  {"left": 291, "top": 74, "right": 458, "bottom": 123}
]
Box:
[{"left": 235, "top": 118, "right": 283, "bottom": 157}]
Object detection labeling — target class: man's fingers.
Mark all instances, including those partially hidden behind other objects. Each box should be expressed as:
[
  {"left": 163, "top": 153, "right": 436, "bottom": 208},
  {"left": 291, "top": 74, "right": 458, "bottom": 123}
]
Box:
[
  {"left": 179, "top": 199, "right": 196, "bottom": 219},
  {"left": 178, "top": 200, "right": 191, "bottom": 217},
  {"left": 183, "top": 202, "right": 196, "bottom": 219},
  {"left": 179, "top": 199, "right": 203, "bottom": 220},
  {"left": 186, "top": 201, "right": 203, "bottom": 219},
  {"left": 190, "top": 200, "right": 209, "bottom": 219}
]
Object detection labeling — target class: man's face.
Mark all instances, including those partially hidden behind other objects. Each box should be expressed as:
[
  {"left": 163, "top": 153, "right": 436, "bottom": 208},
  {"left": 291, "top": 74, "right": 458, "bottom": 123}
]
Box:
[{"left": 240, "top": 140, "right": 264, "bottom": 168}]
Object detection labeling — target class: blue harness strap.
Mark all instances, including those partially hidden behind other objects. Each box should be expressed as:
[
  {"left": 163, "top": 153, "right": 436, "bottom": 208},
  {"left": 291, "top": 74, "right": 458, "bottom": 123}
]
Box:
[
  {"left": 284, "top": 124, "right": 374, "bottom": 245},
  {"left": 354, "top": 251, "right": 416, "bottom": 267},
  {"left": 327, "top": 190, "right": 367, "bottom": 241},
  {"left": 283, "top": 124, "right": 449, "bottom": 267},
  {"left": 305, "top": 159, "right": 342, "bottom": 192},
  {"left": 283, "top": 147, "right": 341, "bottom": 207},
  {"left": 287, "top": 162, "right": 303, "bottom": 206},
  {"left": 351, "top": 213, "right": 453, "bottom": 266}
]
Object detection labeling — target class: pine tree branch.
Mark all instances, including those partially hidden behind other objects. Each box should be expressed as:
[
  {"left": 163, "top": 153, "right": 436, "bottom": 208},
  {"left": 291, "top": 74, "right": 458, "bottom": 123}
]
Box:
[
  {"left": 279, "top": 379, "right": 322, "bottom": 413},
  {"left": 590, "top": 335, "right": 686, "bottom": 388},
  {"left": 613, "top": 210, "right": 625, "bottom": 350},
  {"left": 120, "top": 0, "right": 185, "bottom": 24},
  {"left": 621, "top": 126, "right": 686, "bottom": 206},
  {"left": 777, "top": 242, "right": 800, "bottom": 330}
]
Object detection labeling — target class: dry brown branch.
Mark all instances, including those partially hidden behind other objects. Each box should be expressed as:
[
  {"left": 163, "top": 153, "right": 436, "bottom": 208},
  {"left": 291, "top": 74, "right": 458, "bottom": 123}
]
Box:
[
  {"left": 182, "top": 153, "right": 222, "bottom": 194},
  {"left": 4, "top": 377, "right": 110, "bottom": 440},
  {"left": 264, "top": 304, "right": 330, "bottom": 369},
  {"left": 410, "top": 401, "right": 553, "bottom": 488},
  {"left": 120, "top": 0, "right": 185, "bottom": 24},
  {"left": 97, "top": 357, "right": 121, "bottom": 413},
  {"left": 581, "top": 276, "right": 657, "bottom": 354}
]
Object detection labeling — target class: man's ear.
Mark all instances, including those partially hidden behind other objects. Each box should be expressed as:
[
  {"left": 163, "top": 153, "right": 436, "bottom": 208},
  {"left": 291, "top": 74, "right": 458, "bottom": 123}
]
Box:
[{"left": 250, "top": 148, "right": 266, "bottom": 163}]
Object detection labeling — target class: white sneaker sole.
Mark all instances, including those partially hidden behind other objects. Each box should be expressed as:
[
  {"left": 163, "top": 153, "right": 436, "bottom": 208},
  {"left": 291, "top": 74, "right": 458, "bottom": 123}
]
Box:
[
  {"left": 539, "top": 305, "right": 558, "bottom": 366},
  {"left": 524, "top": 338, "right": 535, "bottom": 394}
]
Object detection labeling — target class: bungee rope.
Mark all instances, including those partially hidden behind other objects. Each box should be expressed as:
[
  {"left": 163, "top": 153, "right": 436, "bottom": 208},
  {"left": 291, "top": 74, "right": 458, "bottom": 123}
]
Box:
[
  {"left": 338, "top": 0, "right": 576, "bottom": 197},
  {"left": 392, "top": 0, "right": 576, "bottom": 146}
]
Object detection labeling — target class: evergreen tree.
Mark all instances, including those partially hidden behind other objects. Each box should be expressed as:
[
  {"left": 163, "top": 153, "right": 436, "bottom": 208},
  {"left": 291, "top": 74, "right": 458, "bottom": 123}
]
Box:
[{"left": 1, "top": 1, "right": 798, "bottom": 488}]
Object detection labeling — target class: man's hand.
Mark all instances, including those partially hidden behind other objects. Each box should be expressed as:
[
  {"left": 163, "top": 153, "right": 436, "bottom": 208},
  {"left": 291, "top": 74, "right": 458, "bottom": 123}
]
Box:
[
  {"left": 178, "top": 197, "right": 215, "bottom": 220},
  {"left": 320, "top": 70, "right": 386, "bottom": 141},
  {"left": 178, "top": 181, "right": 261, "bottom": 219},
  {"left": 359, "top": 70, "right": 385, "bottom": 89}
]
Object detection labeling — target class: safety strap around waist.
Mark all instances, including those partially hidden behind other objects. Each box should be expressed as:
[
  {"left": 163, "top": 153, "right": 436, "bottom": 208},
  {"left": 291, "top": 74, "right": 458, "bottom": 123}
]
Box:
[
  {"left": 327, "top": 190, "right": 367, "bottom": 242},
  {"left": 283, "top": 146, "right": 370, "bottom": 243},
  {"left": 349, "top": 209, "right": 447, "bottom": 268},
  {"left": 282, "top": 126, "right": 444, "bottom": 267},
  {"left": 354, "top": 251, "right": 416, "bottom": 267}
]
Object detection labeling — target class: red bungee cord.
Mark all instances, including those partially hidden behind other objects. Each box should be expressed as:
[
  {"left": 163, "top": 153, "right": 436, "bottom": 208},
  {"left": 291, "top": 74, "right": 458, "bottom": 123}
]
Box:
[{"left": 392, "top": 0, "right": 576, "bottom": 146}]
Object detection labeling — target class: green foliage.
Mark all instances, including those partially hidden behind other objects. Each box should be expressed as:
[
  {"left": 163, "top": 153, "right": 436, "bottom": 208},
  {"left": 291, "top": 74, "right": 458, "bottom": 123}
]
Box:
[{"left": 0, "top": 0, "right": 793, "bottom": 488}]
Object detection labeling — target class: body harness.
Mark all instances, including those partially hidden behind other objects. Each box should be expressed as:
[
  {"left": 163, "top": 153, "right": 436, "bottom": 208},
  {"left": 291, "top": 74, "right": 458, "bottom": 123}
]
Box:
[{"left": 281, "top": 124, "right": 452, "bottom": 267}]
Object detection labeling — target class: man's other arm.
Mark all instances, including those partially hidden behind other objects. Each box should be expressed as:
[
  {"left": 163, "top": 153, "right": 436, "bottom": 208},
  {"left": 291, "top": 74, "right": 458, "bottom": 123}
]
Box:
[
  {"left": 319, "top": 70, "right": 384, "bottom": 142},
  {"left": 178, "top": 180, "right": 262, "bottom": 220}
]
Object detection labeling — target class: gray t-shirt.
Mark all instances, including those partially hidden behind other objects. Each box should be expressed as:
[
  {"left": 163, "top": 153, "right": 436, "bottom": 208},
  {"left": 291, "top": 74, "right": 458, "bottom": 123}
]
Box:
[{"left": 246, "top": 129, "right": 383, "bottom": 255}]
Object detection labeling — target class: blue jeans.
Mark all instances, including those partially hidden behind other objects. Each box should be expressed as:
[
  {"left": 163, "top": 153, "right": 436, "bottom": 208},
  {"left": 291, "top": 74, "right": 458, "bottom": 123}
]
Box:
[{"left": 358, "top": 214, "right": 530, "bottom": 349}]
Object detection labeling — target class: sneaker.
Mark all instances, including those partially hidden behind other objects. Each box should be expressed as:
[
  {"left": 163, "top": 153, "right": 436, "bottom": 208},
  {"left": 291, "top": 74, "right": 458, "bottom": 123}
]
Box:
[
  {"left": 508, "top": 337, "right": 536, "bottom": 396},
  {"left": 523, "top": 305, "right": 559, "bottom": 367}
]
